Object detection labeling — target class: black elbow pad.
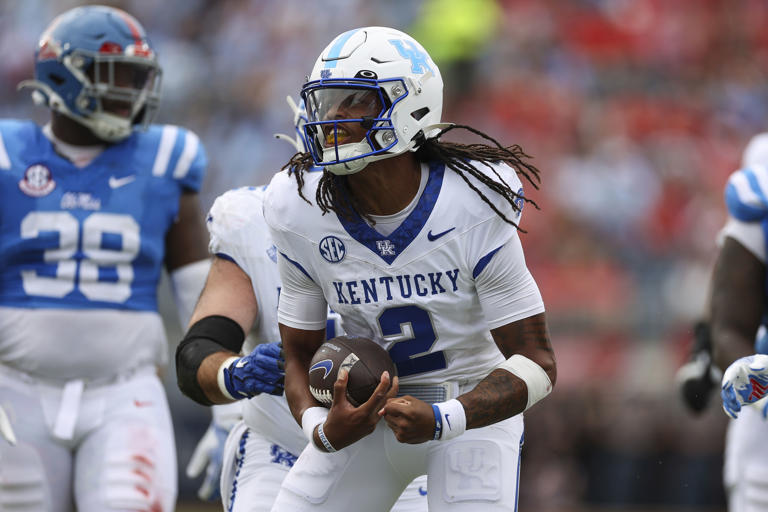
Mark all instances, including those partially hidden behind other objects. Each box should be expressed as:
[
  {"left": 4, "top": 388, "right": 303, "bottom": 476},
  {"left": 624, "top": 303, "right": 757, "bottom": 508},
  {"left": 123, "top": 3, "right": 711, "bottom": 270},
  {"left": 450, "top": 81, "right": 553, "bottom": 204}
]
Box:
[{"left": 175, "top": 315, "right": 246, "bottom": 406}]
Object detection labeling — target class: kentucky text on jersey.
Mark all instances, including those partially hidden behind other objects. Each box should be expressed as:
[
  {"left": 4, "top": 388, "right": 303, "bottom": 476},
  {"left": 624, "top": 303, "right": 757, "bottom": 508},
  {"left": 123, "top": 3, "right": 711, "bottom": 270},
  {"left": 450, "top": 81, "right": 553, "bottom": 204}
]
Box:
[{"left": 332, "top": 269, "right": 460, "bottom": 305}]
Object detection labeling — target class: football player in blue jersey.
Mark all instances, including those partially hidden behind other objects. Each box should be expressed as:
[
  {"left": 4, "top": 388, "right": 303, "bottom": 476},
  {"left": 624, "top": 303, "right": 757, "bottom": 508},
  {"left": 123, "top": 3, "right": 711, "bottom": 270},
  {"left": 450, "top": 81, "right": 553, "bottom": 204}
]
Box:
[
  {"left": 0, "top": 6, "right": 211, "bottom": 511},
  {"left": 177, "top": 96, "right": 428, "bottom": 511},
  {"left": 263, "top": 27, "right": 556, "bottom": 511},
  {"left": 711, "top": 136, "right": 768, "bottom": 511}
]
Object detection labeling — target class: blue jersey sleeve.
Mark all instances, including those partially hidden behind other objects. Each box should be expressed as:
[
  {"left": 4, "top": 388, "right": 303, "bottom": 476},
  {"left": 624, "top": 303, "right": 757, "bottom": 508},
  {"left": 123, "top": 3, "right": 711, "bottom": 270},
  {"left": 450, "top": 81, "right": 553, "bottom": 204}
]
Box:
[
  {"left": 141, "top": 125, "right": 207, "bottom": 192},
  {"left": 724, "top": 166, "right": 768, "bottom": 222},
  {"left": 169, "top": 127, "right": 206, "bottom": 192},
  {"left": 178, "top": 127, "right": 206, "bottom": 192}
]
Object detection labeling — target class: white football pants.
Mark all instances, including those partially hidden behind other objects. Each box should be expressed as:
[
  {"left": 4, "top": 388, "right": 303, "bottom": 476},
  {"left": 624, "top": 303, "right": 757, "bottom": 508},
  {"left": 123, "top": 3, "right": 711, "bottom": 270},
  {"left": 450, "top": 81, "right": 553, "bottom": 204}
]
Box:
[
  {"left": 0, "top": 365, "right": 176, "bottom": 511},
  {"left": 725, "top": 401, "right": 768, "bottom": 511},
  {"left": 270, "top": 415, "right": 524, "bottom": 512},
  {"left": 221, "top": 419, "right": 429, "bottom": 512}
]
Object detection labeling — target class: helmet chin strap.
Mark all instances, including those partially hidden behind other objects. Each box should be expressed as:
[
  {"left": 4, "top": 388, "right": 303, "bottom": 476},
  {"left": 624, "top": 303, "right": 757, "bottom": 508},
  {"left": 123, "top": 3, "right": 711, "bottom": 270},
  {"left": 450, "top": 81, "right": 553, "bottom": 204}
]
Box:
[
  {"left": 325, "top": 122, "right": 455, "bottom": 176},
  {"left": 420, "top": 122, "right": 454, "bottom": 140},
  {"left": 85, "top": 113, "right": 133, "bottom": 142}
]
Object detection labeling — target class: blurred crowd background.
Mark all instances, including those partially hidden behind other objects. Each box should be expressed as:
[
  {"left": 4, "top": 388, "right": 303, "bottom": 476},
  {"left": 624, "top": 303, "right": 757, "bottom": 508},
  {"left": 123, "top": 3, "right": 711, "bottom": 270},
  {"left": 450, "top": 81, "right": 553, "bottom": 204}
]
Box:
[{"left": 4, "top": 0, "right": 765, "bottom": 509}]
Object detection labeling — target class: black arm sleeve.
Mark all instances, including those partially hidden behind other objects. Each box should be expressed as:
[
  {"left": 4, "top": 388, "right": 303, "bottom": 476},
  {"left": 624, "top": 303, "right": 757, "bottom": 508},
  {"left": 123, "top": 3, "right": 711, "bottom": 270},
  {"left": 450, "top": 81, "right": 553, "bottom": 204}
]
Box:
[{"left": 175, "top": 315, "right": 246, "bottom": 406}]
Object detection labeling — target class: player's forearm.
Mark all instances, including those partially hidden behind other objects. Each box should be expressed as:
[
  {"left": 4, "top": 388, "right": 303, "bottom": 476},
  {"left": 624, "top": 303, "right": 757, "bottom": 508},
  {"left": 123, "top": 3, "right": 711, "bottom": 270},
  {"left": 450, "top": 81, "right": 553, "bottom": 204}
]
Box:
[
  {"left": 712, "top": 326, "right": 758, "bottom": 370},
  {"left": 458, "top": 369, "right": 533, "bottom": 429},
  {"left": 197, "top": 351, "right": 240, "bottom": 404},
  {"left": 176, "top": 315, "right": 246, "bottom": 406},
  {"left": 285, "top": 360, "right": 321, "bottom": 424},
  {"left": 278, "top": 324, "right": 327, "bottom": 423},
  {"left": 460, "top": 313, "right": 556, "bottom": 428}
]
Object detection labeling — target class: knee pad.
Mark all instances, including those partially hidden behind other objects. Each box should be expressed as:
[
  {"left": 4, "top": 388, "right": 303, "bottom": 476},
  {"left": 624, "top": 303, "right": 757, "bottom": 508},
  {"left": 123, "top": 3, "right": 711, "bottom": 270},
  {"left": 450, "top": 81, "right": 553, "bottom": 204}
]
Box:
[
  {"left": 100, "top": 449, "right": 172, "bottom": 511},
  {"left": 0, "top": 443, "right": 51, "bottom": 511},
  {"left": 440, "top": 439, "right": 504, "bottom": 503}
]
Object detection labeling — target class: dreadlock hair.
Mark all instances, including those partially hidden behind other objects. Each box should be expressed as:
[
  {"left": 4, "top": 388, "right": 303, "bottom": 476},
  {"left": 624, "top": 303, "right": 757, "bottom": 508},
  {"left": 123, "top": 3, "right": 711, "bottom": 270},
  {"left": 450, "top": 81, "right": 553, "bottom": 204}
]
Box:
[{"left": 283, "top": 124, "right": 541, "bottom": 231}]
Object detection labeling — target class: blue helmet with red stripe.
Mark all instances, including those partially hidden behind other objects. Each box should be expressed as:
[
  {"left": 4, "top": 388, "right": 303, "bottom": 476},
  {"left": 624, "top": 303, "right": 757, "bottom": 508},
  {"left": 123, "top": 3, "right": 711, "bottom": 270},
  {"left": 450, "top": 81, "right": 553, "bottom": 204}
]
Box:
[{"left": 19, "top": 5, "right": 162, "bottom": 142}]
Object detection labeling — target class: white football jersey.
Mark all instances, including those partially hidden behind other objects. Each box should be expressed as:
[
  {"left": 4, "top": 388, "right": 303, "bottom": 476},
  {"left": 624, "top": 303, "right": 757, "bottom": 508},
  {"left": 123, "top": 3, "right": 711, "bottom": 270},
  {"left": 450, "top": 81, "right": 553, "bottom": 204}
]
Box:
[
  {"left": 265, "top": 161, "right": 545, "bottom": 386},
  {"left": 207, "top": 186, "right": 306, "bottom": 455}
]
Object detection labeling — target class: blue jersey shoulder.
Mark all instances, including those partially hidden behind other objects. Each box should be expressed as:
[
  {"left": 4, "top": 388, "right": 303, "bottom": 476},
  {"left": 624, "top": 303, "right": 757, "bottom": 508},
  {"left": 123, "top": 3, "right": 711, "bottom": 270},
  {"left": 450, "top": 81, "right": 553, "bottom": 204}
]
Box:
[
  {"left": 131, "top": 124, "right": 207, "bottom": 192},
  {"left": 0, "top": 119, "right": 44, "bottom": 169},
  {"left": 724, "top": 166, "right": 768, "bottom": 222},
  {"left": 0, "top": 121, "right": 207, "bottom": 193}
]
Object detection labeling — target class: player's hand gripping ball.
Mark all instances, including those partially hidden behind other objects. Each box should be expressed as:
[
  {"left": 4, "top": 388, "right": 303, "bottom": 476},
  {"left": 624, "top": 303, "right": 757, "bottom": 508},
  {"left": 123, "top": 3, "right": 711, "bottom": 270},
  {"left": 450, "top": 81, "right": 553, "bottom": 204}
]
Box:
[{"left": 308, "top": 335, "right": 397, "bottom": 407}]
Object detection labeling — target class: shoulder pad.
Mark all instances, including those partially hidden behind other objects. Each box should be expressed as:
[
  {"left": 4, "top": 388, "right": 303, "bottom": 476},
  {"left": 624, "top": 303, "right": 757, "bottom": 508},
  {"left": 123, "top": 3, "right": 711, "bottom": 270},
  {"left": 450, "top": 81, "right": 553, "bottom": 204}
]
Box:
[{"left": 725, "top": 166, "right": 768, "bottom": 222}]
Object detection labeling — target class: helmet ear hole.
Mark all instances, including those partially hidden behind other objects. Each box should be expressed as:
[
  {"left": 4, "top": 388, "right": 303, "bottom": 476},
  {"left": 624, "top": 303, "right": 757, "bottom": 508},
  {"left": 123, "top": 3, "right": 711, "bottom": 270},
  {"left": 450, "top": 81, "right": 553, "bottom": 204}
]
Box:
[
  {"left": 410, "top": 107, "right": 429, "bottom": 121},
  {"left": 48, "top": 74, "right": 66, "bottom": 86}
]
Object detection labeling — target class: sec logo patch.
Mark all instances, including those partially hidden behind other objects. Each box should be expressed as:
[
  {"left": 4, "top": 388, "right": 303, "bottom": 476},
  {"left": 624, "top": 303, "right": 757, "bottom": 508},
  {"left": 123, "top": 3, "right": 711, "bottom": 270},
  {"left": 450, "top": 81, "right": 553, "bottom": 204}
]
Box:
[
  {"left": 19, "top": 164, "right": 56, "bottom": 197},
  {"left": 319, "top": 235, "right": 345, "bottom": 263}
]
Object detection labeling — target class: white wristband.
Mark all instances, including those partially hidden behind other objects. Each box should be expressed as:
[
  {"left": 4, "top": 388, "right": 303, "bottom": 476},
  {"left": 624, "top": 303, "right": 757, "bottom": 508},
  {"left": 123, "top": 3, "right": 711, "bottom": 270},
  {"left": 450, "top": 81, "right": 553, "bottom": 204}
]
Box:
[
  {"left": 301, "top": 407, "right": 329, "bottom": 448},
  {"left": 434, "top": 399, "right": 466, "bottom": 441},
  {"left": 217, "top": 356, "right": 240, "bottom": 401},
  {"left": 316, "top": 422, "right": 337, "bottom": 452},
  {"left": 497, "top": 354, "right": 552, "bottom": 411}
]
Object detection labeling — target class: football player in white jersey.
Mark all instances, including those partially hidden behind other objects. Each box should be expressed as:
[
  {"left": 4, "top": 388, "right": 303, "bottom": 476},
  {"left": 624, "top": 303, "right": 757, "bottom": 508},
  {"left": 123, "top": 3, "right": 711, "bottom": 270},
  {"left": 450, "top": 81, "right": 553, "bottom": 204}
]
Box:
[
  {"left": 0, "top": 6, "right": 211, "bottom": 512},
  {"left": 263, "top": 27, "right": 556, "bottom": 511},
  {"left": 176, "top": 97, "right": 428, "bottom": 511},
  {"left": 711, "top": 134, "right": 768, "bottom": 511}
]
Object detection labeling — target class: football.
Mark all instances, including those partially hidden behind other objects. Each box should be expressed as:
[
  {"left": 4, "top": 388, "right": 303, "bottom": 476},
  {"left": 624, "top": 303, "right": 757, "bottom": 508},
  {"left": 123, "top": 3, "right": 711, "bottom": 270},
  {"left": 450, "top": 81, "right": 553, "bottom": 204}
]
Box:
[{"left": 308, "top": 335, "right": 397, "bottom": 407}]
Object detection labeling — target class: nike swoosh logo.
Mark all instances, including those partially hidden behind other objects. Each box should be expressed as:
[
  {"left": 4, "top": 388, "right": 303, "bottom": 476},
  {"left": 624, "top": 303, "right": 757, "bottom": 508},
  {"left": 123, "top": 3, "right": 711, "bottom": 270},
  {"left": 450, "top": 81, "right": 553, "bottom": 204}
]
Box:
[
  {"left": 133, "top": 399, "right": 153, "bottom": 408},
  {"left": 236, "top": 359, "right": 248, "bottom": 368},
  {"left": 309, "top": 359, "right": 334, "bottom": 379},
  {"left": 427, "top": 227, "right": 455, "bottom": 241},
  {"left": 418, "top": 486, "right": 428, "bottom": 496},
  {"left": 109, "top": 175, "right": 136, "bottom": 189},
  {"left": 445, "top": 413, "right": 451, "bottom": 429}
]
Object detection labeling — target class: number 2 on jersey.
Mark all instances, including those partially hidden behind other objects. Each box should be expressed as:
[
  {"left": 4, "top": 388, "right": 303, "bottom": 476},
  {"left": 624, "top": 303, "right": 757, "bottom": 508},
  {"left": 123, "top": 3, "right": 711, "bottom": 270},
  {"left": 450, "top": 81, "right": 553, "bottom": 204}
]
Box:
[
  {"left": 20, "top": 211, "right": 139, "bottom": 303},
  {"left": 379, "top": 305, "right": 446, "bottom": 377}
]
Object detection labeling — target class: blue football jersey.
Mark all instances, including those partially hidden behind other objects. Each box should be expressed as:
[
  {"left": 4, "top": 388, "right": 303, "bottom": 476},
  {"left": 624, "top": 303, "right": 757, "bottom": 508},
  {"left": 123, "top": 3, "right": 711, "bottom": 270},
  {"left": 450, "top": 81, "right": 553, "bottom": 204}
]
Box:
[{"left": 0, "top": 119, "right": 206, "bottom": 312}]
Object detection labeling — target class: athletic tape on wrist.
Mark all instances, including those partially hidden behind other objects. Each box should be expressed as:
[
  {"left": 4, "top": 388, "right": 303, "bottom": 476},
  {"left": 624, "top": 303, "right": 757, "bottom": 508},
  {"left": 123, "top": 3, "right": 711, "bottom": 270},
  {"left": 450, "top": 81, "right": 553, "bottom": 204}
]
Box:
[
  {"left": 434, "top": 399, "right": 466, "bottom": 441},
  {"left": 301, "top": 407, "right": 329, "bottom": 447},
  {"left": 316, "top": 422, "right": 337, "bottom": 453},
  {"left": 497, "top": 354, "right": 552, "bottom": 411},
  {"left": 217, "top": 356, "right": 240, "bottom": 401}
]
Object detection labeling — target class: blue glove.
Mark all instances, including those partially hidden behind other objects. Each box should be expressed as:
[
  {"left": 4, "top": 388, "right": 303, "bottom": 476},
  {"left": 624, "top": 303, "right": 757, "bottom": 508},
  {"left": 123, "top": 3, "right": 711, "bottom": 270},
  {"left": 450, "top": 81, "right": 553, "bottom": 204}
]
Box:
[
  {"left": 185, "top": 402, "right": 242, "bottom": 501},
  {"left": 222, "top": 342, "right": 284, "bottom": 398},
  {"left": 721, "top": 354, "right": 768, "bottom": 419}
]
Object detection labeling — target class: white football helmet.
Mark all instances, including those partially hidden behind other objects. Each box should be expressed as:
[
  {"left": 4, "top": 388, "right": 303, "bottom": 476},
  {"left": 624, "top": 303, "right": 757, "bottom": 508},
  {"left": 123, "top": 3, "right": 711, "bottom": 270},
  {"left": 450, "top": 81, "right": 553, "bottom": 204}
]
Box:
[{"left": 300, "top": 27, "right": 443, "bottom": 175}]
